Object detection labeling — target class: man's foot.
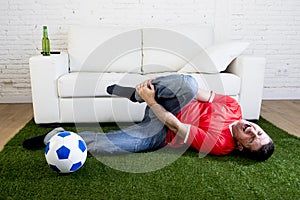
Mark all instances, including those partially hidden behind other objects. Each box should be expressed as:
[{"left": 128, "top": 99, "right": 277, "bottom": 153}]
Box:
[
  {"left": 106, "top": 84, "right": 137, "bottom": 102},
  {"left": 22, "top": 127, "right": 65, "bottom": 150},
  {"left": 22, "top": 134, "right": 47, "bottom": 150}
]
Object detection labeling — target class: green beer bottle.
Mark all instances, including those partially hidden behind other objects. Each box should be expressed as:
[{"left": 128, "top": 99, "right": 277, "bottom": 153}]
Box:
[{"left": 42, "top": 26, "right": 50, "bottom": 56}]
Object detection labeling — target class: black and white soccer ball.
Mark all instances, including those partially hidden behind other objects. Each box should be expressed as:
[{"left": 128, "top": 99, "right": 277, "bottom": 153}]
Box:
[{"left": 45, "top": 131, "right": 87, "bottom": 173}]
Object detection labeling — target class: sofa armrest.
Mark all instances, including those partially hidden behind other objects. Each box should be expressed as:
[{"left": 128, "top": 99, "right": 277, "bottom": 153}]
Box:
[
  {"left": 226, "top": 56, "right": 266, "bottom": 120},
  {"left": 29, "top": 53, "right": 69, "bottom": 123}
]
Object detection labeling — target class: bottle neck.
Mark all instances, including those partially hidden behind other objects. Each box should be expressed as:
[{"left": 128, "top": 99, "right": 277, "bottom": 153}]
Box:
[{"left": 43, "top": 27, "right": 48, "bottom": 38}]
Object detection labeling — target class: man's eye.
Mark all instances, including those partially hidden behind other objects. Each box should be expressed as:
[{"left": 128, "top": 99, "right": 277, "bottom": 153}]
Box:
[{"left": 250, "top": 137, "right": 255, "bottom": 143}]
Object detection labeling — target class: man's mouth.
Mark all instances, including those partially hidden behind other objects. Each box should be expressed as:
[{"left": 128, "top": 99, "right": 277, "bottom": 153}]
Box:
[{"left": 242, "top": 123, "right": 251, "bottom": 132}]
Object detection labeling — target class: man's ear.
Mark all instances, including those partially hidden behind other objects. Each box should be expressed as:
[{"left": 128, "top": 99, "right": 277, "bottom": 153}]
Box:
[{"left": 237, "top": 142, "right": 244, "bottom": 151}]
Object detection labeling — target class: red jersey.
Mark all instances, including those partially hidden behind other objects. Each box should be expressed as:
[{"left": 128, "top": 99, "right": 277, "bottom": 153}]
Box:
[{"left": 165, "top": 93, "right": 242, "bottom": 156}]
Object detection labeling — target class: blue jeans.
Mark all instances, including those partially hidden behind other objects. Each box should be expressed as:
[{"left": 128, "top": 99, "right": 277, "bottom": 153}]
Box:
[{"left": 44, "top": 74, "right": 198, "bottom": 155}]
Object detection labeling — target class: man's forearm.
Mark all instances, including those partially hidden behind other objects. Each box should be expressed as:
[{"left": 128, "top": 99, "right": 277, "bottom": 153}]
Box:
[
  {"left": 149, "top": 103, "right": 188, "bottom": 139},
  {"left": 136, "top": 79, "right": 189, "bottom": 139}
]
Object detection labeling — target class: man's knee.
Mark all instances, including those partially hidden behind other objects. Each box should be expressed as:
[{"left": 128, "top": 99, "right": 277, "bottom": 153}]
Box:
[
  {"left": 182, "top": 75, "right": 198, "bottom": 97},
  {"left": 151, "top": 74, "right": 198, "bottom": 98}
]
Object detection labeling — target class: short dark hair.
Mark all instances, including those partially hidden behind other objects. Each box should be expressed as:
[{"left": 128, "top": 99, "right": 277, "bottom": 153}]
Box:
[{"left": 242, "top": 140, "right": 275, "bottom": 161}]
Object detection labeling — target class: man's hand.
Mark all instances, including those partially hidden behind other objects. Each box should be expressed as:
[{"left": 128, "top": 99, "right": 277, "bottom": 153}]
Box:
[
  {"left": 136, "top": 79, "right": 189, "bottom": 139},
  {"left": 136, "top": 80, "right": 157, "bottom": 106}
]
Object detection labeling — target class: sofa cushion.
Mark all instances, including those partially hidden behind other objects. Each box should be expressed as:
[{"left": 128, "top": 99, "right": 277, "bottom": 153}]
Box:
[
  {"left": 191, "top": 73, "right": 241, "bottom": 96},
  {"left": 142, "top": 26, "right": 214, "bottom": 74},
  {"left": 60, "top": 98, "right": 147, "bottom": 123},
  {"left": 58, "top": 72, "right": 148, "bottom": 98},
  {"left": 179, "top": 41, "right": 250, "bottom": 73},
  {"left": 68, "top": 26, "right": 142, "bottom": 73},
  {"left": 58, "top": 72, "right": 240, "bottom": 98}
]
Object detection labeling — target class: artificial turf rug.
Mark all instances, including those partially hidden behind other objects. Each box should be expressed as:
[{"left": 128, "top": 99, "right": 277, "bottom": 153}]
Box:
[{"left": 0, "top": 118, "right": 299, "bottom": 200}]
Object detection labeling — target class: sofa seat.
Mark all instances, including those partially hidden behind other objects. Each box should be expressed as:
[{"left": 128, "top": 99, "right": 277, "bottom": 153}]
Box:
[
  {"left": 59, "top": 97, "right": 147, "bottom": 123},
  {"left": 57, "top": 72, "right": 241, "bottom": 98}
]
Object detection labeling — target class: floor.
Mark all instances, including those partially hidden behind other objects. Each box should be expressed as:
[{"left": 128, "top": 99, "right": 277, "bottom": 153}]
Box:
[
  {"left": 260, "top": 100, "right": 299, "bottom": 138},
  {"left": 0, "top": 100, "right": 299, "bottom": 151},
  {"left": 0, "top": 104, "right": 33, "bottom": 151}
]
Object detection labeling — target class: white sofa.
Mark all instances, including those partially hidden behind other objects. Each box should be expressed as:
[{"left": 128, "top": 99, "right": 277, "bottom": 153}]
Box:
[{"left": 29, "top": 25, "right": 266, "bottom": 124}]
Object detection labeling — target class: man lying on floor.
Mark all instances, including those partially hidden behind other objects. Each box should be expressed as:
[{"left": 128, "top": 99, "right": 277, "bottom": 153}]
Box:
[{"left": 23, "top": 74, "right": 274, "bottom": 161}]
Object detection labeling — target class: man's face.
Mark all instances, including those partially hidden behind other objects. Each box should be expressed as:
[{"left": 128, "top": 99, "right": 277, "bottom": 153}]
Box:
[{"left": 232, "top": 120, "right": 271, "bottom": 151}]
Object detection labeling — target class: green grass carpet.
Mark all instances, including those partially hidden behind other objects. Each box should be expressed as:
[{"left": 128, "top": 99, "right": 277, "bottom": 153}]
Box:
[{"left": 0, "top": 118, "right": 299, "bottom": 200}]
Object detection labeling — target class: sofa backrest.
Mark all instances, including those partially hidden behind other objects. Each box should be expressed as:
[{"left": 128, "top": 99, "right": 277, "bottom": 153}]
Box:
[
  {"left": 68, "top": 25, "right": 214, "bottom": 73},
  {"left": 68, "top": 26, "right": 142, "bottom": 73},
  {"left": 142, "top": 25, "right": 214, "bottom": 74}
]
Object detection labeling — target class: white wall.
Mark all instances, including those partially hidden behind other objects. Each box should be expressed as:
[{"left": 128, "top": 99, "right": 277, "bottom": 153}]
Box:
[
  {"left": 229, "top": 0, "right": 300, "bottom": 99},
  {"left": 0, "top": 0, "right": 299, "bottom": 102}
]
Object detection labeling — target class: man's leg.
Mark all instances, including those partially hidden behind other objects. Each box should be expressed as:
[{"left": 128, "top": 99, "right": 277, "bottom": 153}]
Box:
[
  {"left": 147, "top": 74, "right": 198, "bottom": 114},
  {"left": 24, "top": 74, "right": 197, "bottom": 153},
  {"left": 108, "top": 74, "right": 198, "bottom": 114},
  {"left": 23, "top": 127, "right": 65, "bottom": 150},
  {"left": 41, "top": 110, "right": 167, "bottom": 156}
]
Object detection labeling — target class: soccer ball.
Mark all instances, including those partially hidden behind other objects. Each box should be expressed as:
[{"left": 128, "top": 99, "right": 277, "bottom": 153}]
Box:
[{"left": 45, "top": 131, "right": 87, "bottom": 173}]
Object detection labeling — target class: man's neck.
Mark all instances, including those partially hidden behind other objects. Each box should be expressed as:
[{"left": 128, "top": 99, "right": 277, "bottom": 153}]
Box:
[{"left": 229, "top": 121, "right": 239, "bottom": 138}]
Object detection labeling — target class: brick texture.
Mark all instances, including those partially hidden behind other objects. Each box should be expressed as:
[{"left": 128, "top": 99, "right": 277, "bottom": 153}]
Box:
[{"left": 0, "top": 0, "right": 299, "bottom": 102}]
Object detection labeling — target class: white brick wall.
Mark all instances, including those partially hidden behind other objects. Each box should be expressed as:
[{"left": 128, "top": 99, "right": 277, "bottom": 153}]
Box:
[
  {"left": 230, "top": 0, "right": 300, "bottom": 99},
  {"left": 1, "top": 0, "right": 299, "bottom": 102}
]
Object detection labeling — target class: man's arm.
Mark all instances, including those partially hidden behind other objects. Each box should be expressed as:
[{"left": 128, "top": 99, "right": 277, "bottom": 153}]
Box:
[
  {"left": 136, "top": 80, "right": 189, "bottom": 139},
  {"left": 195, "top": 88, "right": 214, "bottom": 102}
]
